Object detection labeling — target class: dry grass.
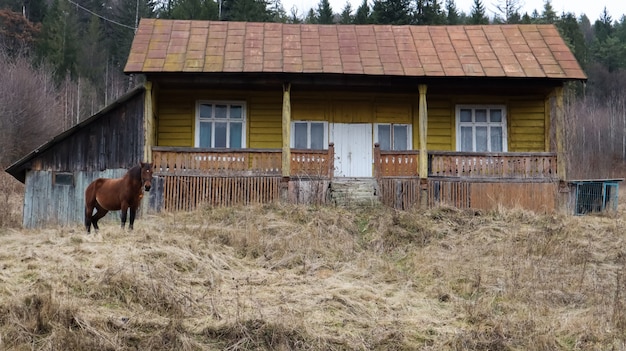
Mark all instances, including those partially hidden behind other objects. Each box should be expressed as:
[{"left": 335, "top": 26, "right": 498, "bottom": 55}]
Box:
[
  {"left": 0, "top": 172, "right": 23, "bottom": 229},
  {"left": 0, "top": 186, "right": 625, "bottom": 350}
]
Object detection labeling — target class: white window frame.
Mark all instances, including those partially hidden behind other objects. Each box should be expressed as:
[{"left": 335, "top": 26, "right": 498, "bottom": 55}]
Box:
[
  {"left": 456, "top": 105, "right": 508, "bottom": 152},
  {"left": 374, "top": 123, "right": 412, "bottom": 151},
  {"left": 290, "top": 121, "right": 329, "bottom": 150},
  {"left": 195, "top": 101, "right": 247, "bottom": 148}
]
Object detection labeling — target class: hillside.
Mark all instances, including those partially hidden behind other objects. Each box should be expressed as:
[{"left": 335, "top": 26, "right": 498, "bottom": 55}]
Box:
[{"left": 0, "top": 194, "right": 625, "bottom": 350}]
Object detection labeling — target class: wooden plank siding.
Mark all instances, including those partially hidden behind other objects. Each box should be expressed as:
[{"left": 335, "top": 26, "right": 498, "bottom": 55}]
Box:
[
  {"left": 508, "top": 98, "right": 548, "bottom": 152},
  {"left": 426, "top": 98, "right": 454, "bottom": 151},
  {"left": 23, "top": 169, "right": 130, "bottom": 228},
  {"left": 155, "top": 89, "right": 549, "bottom": 155}
]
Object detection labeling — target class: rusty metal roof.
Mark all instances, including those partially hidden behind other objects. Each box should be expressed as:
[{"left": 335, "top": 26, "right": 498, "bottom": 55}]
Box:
[{"left": 124, "top": 19, "right": 586, "bottom": 80}]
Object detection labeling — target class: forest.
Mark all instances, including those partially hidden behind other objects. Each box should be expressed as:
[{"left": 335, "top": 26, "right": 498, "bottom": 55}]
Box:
[{"left": 1, "top": 0, "right": 625, "bottom": 179}]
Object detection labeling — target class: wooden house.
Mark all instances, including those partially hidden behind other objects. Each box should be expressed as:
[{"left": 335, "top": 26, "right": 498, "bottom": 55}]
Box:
[
  {"left": 126, "top": 19, "right": 586, "bottom": 212},
  {"left": 6, "top": 19, "right": 588, "bottom": 227}
]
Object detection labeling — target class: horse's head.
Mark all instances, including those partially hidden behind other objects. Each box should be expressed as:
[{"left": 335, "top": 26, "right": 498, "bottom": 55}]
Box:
[{"left": 139, "top": 162, "right": 153, "bottom": 192}]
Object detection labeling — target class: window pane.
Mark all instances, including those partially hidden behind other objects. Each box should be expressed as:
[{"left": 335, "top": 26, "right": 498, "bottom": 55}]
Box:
[
  {"left": 230, "top": 122, "right": 242, "bottom": 148},
  {"left": 476, "top": 126, "right": 488, "bottom": 152},
  {"left": 215, "top": 105, "right": 227, "bottom": 119},
  {"left": 490, "top": 109, "right": 502, "bottom": 122},
  {"left": 230, "top": 105, "right": 242, "bottom": 119},
  {"left": 393, "top": 125, "right": 408, "bottom": 150},
  {"left": 215, "top": 122, "right": 227, "bottom": 147},
  {"left": 199, "top": 122, "right": 212, "bottom": 147},
  {"left": 475, "top": 109, "right": 487, "bottom": 122},
  {"left": 378, "top": 125, "right": 391, "bottom": 151},
  {"left": 294, "top": 123, "right": 308, "bottom": 149},
  {"left": 461, "top": 126, "right": 473, "bottom": 151},
  {"left": 460, "top": 109, "right": 472, "bottom": 122},
  {"left": 200, "top": 104, "right": 212, "bottom": 118},
  {"left": 491, "top": 127, "right": 503, "bottom": 152},
  {"left": 310, "top": 123, "right": 324, "bottom": 149}
]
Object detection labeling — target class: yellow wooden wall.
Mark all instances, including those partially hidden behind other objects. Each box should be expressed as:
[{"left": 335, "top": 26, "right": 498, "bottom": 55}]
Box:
[
  {"left": 155, "top": 88, "right": 548, "bottom": 152},
  {"left": 156, "top": 89, "right": 283, "bottom": 149},
  {"left": 508, "top": 98, "right": 547, "bottom": 152}
]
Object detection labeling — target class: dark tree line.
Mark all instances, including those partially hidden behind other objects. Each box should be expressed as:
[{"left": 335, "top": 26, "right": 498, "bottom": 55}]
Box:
[{"left": 1, "top": 0, "right": 626, "bottom": 175}]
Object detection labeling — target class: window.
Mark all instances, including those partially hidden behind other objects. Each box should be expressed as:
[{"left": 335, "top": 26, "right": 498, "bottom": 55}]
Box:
[
  {"left": 456, "top": 106, "right": 507, "bottom": 152},
  {"left": 291, "top": 121, "right": 328, "bottom": 149},
  {"left": 53, "top": 172, "right": 74, "bottom": 186},
  {"left": 374, "top": 124, "right": 412, "bottom": 151},
  {"left": 195, "top": 101, "right": 246, "bottom": 148}
]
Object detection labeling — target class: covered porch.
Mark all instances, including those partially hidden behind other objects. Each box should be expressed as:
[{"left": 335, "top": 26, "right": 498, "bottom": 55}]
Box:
[{"left": 150, "top": 146, "right": 559, "bottom": 212}]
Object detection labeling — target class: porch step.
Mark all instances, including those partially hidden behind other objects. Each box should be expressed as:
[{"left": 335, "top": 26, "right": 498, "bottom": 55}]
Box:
[{"left": 329, "top": 178, "right": 381, "bottom": 207}]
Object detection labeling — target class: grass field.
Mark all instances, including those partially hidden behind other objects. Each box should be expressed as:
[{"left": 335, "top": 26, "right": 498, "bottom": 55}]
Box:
[{"left": 0, "top": 173, "right": 625, "bottom": 350}]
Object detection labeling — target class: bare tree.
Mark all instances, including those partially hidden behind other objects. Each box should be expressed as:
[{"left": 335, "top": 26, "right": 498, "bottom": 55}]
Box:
[
  {"left": 0, "top": 51, "right": 64, "bottom": 167},
  {"left": 494, "top": 0, "right": 522, "bottom": 23}
]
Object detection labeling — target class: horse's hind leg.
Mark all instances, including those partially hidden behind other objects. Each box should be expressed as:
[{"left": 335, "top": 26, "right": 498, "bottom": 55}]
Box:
[
  {"left": 85, "top": 205, "right": 94, "bottom": 233},
  {"left": 91, "top": 204, "right": 108, "bottom": 232}
]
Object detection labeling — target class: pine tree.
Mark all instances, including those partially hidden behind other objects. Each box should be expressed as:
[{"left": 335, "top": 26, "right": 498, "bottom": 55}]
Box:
[
  {"left": 227, "top": 0, "right": 271, "bottom": 21},
  {"left": 371, "top": 0, "right": 413, "bottom": 25},
  {"left": 444, "top": 0, "right": 460, "bottom": 25},
  {"left": 468, "top": 0, "right": 488, "bottom": 24},
  {"left": 305, "top": 8, "right": 317, "bottom": 23},
  {"left": 416, "top": 0, "right": 445, "bottom": 25},
  {"left": 37, "top": 0, "right": 80, "bottom": 81},
  {"left": 164, "top": 0, "right": 219, "bottom": 19},
  {"left": 353, "top": 0, "right": 370, "bottom": 24},
  {"left": 594, "top": 7, "right": 613, "bottom": 42},
  {"left": 539, "top": 0, "right": 557, "bottom": 24},
  {"left": 339, "top": 1, "right": 353, "bottom": 24},
  {"left": 78, "top": 15, "right": 106, "bottom": 92},
  {"left": 316, "top": 0, "right": 334, "bottom": 24},
  {"left": 267, "top": 0, "right": 287, "bottom": 22}
]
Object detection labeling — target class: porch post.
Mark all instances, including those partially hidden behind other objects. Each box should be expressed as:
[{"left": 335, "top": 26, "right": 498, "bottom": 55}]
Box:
[
  {"left": 143, "top": 81, "right": 156, "bottom": 217},
  {"left": 418, "top": 84, "right": 428, "bottom": 208},
  {"left": 554, "top": 86, "right": 570, "bottom": 213},
  {"left": 281, "top": 83, "right": 292, "bottom": 201},
  {"left": 143, "top": 81, "right": 155, "bottom": 163},
  {"left": 554, "top": 86, "right": 566, "bottom": 181}
]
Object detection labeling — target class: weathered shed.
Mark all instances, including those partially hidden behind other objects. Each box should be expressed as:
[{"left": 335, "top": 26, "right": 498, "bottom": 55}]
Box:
[{"left": 5, "top": 87, "right": 147, "bottom": 227}]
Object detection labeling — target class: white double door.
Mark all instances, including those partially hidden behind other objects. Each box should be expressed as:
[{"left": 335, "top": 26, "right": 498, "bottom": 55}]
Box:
[{"left": 331, "top": 123, "right": 372, "bottom": 177}]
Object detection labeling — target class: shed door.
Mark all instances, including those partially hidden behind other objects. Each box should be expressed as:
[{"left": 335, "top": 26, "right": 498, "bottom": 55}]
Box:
[{"left": 331, "top": 123, "right": 372, "bottom": 177}]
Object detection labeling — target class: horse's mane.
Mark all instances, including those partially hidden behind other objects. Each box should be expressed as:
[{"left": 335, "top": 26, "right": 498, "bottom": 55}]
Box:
[{"left": 126, "top": 164, "right": 142, "bottom": 180}]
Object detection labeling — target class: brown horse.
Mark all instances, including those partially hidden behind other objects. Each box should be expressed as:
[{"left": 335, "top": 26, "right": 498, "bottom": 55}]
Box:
[{"left": 85, "top": 162, "right": 153, "bottom": 233}]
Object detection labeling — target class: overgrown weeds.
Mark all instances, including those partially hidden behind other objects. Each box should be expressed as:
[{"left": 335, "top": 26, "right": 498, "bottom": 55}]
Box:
[
  {"left": 0, "top": 172, "right": 23, "bottom": 228},
  {"left": 0, "top": 197, "right": 625, "bottom": 350}
]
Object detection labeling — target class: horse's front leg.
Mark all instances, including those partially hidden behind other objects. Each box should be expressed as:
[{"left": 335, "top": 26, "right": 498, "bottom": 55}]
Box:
[
  {"left": 128, "top": 206, "right": 137, "bottom": 230},
  {"left": 120, "top": 202, "right": 129, "bottom": 229}
]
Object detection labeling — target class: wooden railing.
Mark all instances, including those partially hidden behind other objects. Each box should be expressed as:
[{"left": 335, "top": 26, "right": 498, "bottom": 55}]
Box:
[
  {"left": 152, "top": 146, "right": 334, "bottom": 178},
  {"left": 373, "top": 144, "right": 420, "bottom": 178},
  {"left": 291, "top": 143, "right": 334, "bottom": 179},
  {"left": 152, "top": 147, "right": 281, "bottom": 175},
  {"left": 428, "top": 151, "right": 557, "bottom": 180}
]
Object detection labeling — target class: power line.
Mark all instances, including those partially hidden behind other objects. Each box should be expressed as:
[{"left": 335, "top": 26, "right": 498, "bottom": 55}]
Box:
[{"left": 66, "top": 0, "right": 137, "bottom": 31}]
